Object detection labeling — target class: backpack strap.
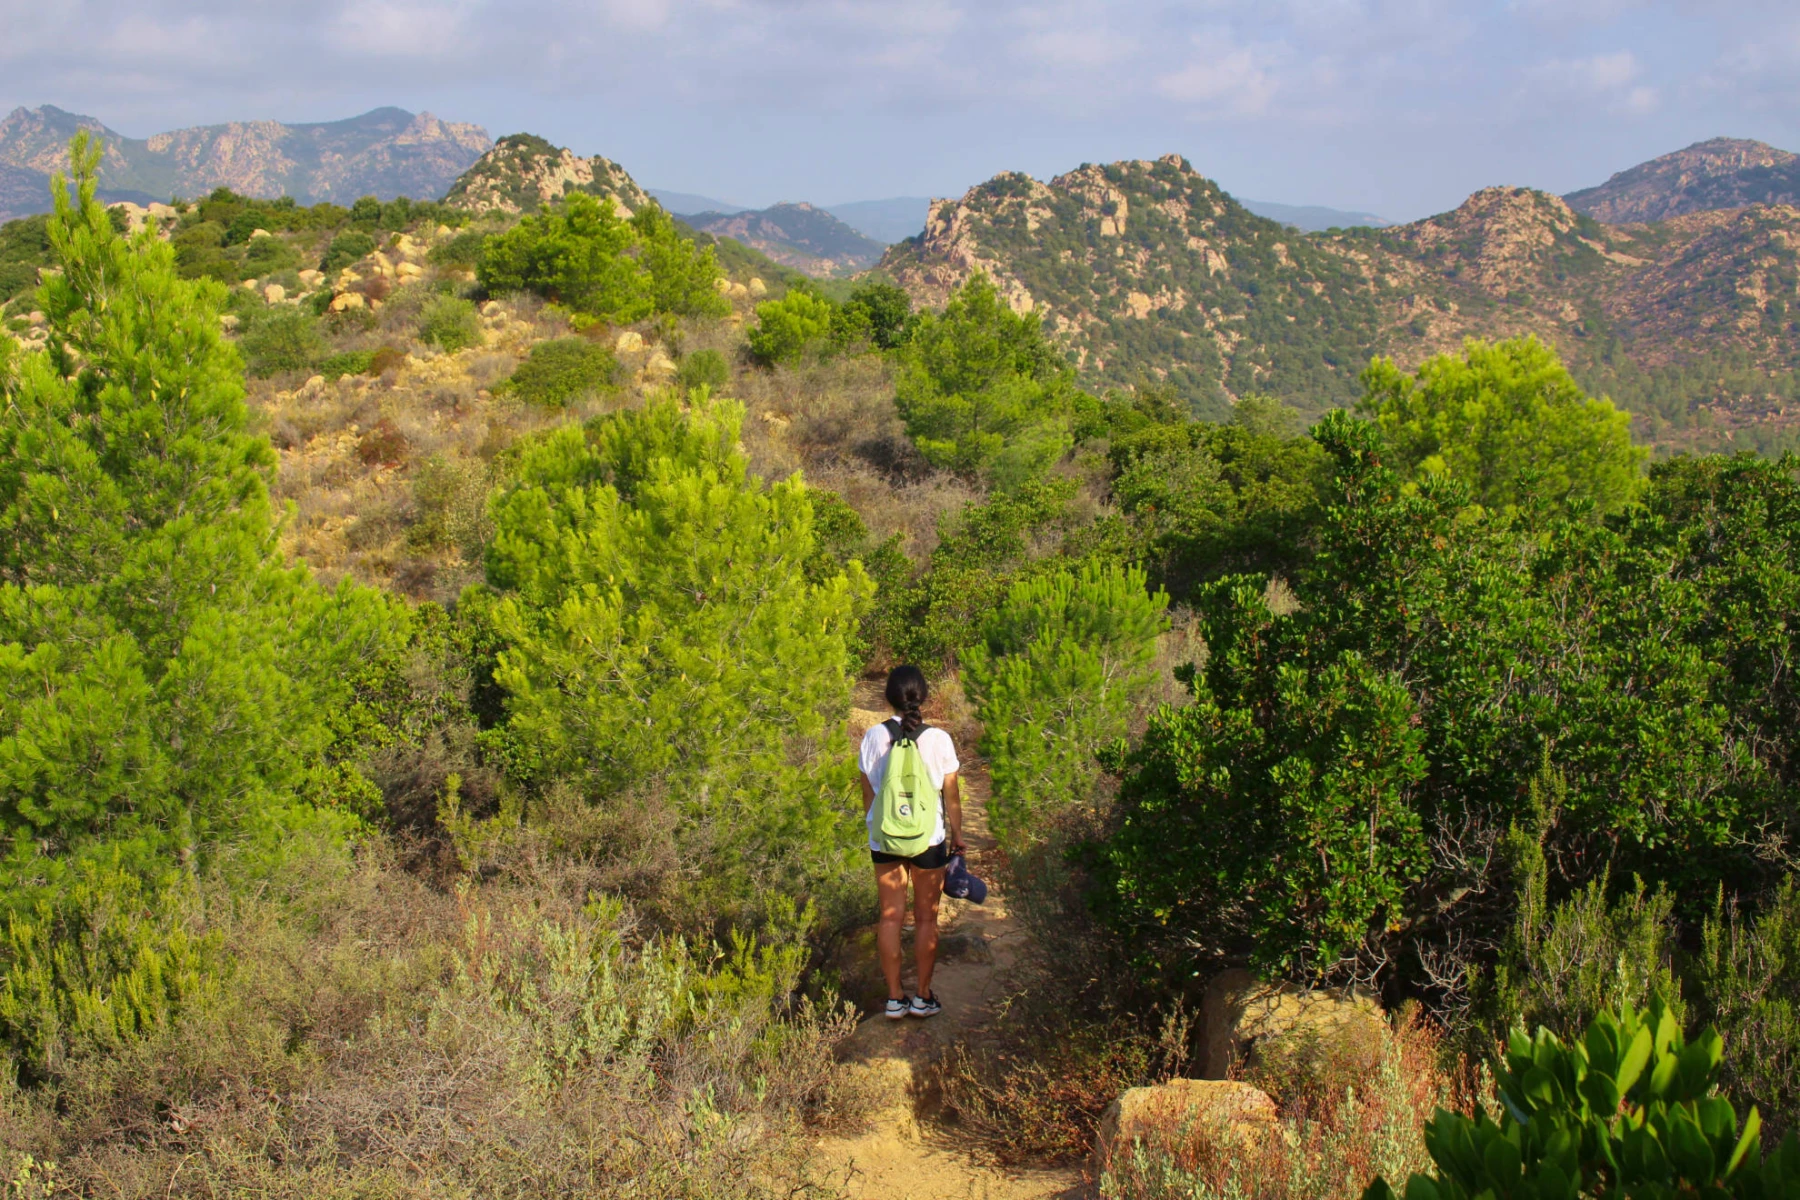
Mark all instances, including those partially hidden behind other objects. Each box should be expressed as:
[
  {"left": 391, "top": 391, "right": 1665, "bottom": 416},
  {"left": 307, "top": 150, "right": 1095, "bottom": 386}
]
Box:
[{"left": 884, "top": 717, "right": 930, "bottom": 744}]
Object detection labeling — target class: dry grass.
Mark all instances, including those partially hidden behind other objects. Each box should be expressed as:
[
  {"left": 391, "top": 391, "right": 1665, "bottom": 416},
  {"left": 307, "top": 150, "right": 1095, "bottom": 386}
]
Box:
[{"left": 0, "top": 839, "right": 874, "bottom": 1199}]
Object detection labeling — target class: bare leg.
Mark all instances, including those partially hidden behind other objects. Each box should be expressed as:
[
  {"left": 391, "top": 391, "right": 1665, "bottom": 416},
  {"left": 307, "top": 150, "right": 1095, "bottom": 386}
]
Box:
[
  {"left": 911, "top": 865, "right": 945, "bottom": 999},
  {"left": 874, "top": 862, "right": 910, "bottom": 1000}
]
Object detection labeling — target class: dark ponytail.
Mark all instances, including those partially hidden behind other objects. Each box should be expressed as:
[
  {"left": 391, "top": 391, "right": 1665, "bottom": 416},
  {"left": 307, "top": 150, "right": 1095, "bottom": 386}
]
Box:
[{"left": 885, "top": 664, "right": 929, "bottom": 739}]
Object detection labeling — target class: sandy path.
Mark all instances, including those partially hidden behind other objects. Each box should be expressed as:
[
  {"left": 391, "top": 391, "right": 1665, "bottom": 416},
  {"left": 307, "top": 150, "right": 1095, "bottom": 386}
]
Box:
[{"left": 812, "top": 693, "right": 1084, "bottom": 1200}]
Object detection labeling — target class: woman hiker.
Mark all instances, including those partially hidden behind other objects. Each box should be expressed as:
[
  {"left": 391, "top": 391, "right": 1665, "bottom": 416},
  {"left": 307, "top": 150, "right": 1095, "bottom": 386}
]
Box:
[{"left": 859, "top": 665, "right": 965, "bottom": 1019}]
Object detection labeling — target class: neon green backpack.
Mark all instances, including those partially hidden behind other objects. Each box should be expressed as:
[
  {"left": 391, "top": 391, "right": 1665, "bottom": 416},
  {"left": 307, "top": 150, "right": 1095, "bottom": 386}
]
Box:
[{"left": 874, "top": 718, "right": 939, "bottom": 857}]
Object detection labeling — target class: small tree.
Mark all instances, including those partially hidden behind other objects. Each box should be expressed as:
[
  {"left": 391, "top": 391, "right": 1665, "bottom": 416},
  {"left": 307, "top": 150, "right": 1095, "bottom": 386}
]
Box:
[
  {"left": 630, "top": 204, "right": 730, "bottom": 319},
  {"left": 962, "top": 560, "right": 1169, "bottom": 849},
  {"left": 746, "top": 289, "right": 835, "bottom": 366},
  {"left": 893, "top": 273, "right": 1083, "bottom": 487},
  {"left": 1359, "top": 336, "right": 1645, "bottom": 516},
  {"left": 0, "top": 133, "right": 391, "bottom": 892},
  {"left": 478, "top": 192, "right": 649, "bottom": 321},
  {"left": 480, "top": 394, "right": 872, "bottom": 915}
]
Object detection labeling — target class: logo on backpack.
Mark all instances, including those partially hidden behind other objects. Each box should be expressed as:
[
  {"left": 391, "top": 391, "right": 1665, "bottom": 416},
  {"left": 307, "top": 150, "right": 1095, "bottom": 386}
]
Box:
[{"left": 875, "top": 719, "right": 939, "bottom": 857}]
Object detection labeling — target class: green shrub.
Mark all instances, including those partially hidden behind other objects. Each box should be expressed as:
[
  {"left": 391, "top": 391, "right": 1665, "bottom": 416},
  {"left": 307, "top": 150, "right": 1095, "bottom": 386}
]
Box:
[
  {"left": 417, "top": 294, "right": 481, "bottom": 351},
  {"left": 677, "top": 347, "right": 731, "bottom": 392},
  {"left": 319, "top": 230, "right": 376, "bottom": 274},
  {"left": 428, "top": 228, "right": 488, "bottom": 269},
  {"left": 239, "top": 306, "right": 327, "bottom": 376},
  {"left": 0, "top": 861, "right": 219, "bottom": 1081},
  {"left": 1697, "top": 882, "right": 1800, "bottom": 1139},
  {"left": 630, "top": 203, "right": 731, "bottom": 319},
  {"left": 1092, "top": 410, "right": 1800, "bottom": 987},
  {"left": 318, "top": 348, "right": 376, "bottom": 380},
  {"left": 833, "top": 280, "right": 913, "bottom": 351},
  {"left": 746, "top": 289, "right": 834, "bottom": 366},
  {"left": 478, "top": 192, "right": 647, "bottom": 321},
  {"left": 242, "top": 233, "right": 300, "bottom": 275},
  {"left": 963, "top": 560, "right": 1168, "bottom": 850},
  {"left": 500, "top": 336, "right": 617, "bottom": 407},
  {"left": 1363, "top": 997, "right": 1800, "bottom": 1200}
]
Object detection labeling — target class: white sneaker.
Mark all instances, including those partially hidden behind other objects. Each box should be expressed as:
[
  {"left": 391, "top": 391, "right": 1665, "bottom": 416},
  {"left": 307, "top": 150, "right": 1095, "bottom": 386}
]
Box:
[
  {"left": 884, "top": 997, "right": 909, "bottom": 1020},
  {"left": 908, "top": 992, "right": 942, "bottom": 1018}
]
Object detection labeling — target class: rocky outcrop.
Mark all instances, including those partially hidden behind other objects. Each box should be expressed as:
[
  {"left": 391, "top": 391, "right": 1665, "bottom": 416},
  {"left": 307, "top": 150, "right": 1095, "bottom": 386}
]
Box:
[
  {"left": 442, "top": 134, "right": 649, "bottom": 216},
  {"left": 1200, "top": 968, "right": 1386, "bottom": 1080},
  {"left": 1093, "top": 1078, "right": 1281, "bottom": 1172},
  {"left": 1567, "top": 137, "right": 1800, "bottom": 224}
]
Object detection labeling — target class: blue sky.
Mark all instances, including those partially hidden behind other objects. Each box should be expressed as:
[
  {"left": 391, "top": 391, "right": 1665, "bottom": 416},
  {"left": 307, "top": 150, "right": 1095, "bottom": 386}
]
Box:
[{"left": 2, "top": 0, "right": 1795, "bottom": 220}]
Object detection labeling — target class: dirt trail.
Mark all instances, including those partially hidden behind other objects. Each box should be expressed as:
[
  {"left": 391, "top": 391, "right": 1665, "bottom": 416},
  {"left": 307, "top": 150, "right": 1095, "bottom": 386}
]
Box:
[{"left": 813, "top": 691, "right": 1084, "bottom": 1200}]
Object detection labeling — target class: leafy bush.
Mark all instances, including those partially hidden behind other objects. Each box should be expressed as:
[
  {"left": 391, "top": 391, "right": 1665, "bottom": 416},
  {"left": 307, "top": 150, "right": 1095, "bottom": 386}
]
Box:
[
  {"left": 746, "top": 289, "right": 835, "bottom": 366},
  {"left": 319, "top": 230, "right": 376, "bottom": 274},
  {"left": 499, "top": 336, "right": 617, "bottom": 407},
  {"left": 1092, "top": 409, "right": 1800, "bottom": 987},
  {"left": 428, "top": 228, "right": 488, "bottom": 269},
  {"left": 479, "top": 193, "right": 644, "bottom": 319},
  {"left": 677, "top": 347, "right": 731, "bottom": 392},
  {"left": 417, "top": 294, "right": 482, "bottom": 351},
  {"left": 1109, "top": 393, "right": 1330, "bottom": 599},
  {"left": 318, "top": 348, "right": 376, "bottom": 379},
  {"left": 1361, "top": 337, "right": 1646, "bottom": 517},
  {"left": 879, "top": 475, "right": 1084, "bottom": 669},
  {"left": 963, "top": 560, "right": 1168, "bottom": 850},
  {"left": 893, "top": 272, "right": 1086, "bottom": 487},
  {"left": 0, "top": 861, "right": 218, "bottom": 1081},
  {"left": 238, "top": 305, "right": 327, "bottom": 376},
  {"left": 241, "top": 233, "right": 300, "bottom": 275},
  {"left": 1363, "top": 997, "right": 1800, "bottom": 1200},
  {"left": 833, "top": 280, "right": 913, "bottom": 351}
]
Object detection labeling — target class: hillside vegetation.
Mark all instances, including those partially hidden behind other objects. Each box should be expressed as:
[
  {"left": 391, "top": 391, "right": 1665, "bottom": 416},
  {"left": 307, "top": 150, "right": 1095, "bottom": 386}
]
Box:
[
  {"left": 1, "top": 128, "right": 1799, "bottom": 1199},
  {"left": 881, "top": 153, "right": 1800, "bottom": 455}
]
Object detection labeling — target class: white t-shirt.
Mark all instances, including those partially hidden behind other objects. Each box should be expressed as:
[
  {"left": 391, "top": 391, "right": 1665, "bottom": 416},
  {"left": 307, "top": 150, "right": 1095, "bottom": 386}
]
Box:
[{"left": 859, "top": 719, "right": 960, "bottom": 852}]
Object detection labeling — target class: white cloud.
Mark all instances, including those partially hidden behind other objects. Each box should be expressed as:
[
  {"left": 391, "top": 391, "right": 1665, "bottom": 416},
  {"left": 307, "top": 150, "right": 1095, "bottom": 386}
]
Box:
[
  {"left": 1524, "top": 49, "right": 1659, "bottom": 115},
  {"left": 1156, "top": 27, "right": 1284, "bottom": 116}
]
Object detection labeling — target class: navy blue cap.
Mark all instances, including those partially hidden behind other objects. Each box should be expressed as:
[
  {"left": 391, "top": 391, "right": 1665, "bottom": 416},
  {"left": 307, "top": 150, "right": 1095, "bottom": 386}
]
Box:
[{"left": 944, "top": 853, "right": 988, "bottom": 904}]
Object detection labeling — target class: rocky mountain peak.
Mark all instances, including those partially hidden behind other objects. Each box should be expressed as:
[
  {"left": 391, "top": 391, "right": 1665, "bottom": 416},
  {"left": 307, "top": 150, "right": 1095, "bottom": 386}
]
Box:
[
  {"left": 1566, "top": 137, "right": 1800, "bottom": 224},
  {"left": 442, "top": 133, "right": 648, "bottom": 216}
]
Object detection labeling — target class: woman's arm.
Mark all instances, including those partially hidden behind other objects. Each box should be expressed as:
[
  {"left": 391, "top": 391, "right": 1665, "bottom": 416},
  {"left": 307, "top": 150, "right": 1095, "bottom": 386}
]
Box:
[
  {"left": 860, "top": 774, "right": 875, "bottom": 817},
  {"left": 942, "top": 772, "right": 964, "bottom": 854}
]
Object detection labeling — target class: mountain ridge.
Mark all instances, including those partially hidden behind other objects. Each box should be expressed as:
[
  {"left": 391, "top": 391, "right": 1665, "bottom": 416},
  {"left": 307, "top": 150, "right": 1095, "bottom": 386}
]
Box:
[
  {"left": 680, "top": 202, "right": 886, "bottom": 276},
  {"left": 0, "top": 104, "right": 491, "bottom": 220},
  {"left": 879, "top": 152, "right": 1800, "bottom": 453},
  {"left": 1565, "top": 137, "right": 1800, "bottom": 224}
]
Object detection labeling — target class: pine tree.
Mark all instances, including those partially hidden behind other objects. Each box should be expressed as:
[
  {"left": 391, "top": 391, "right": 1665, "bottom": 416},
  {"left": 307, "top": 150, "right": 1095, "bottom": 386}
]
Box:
[{"left": 0, "top": 134, "right": 390, "bottom": 893}]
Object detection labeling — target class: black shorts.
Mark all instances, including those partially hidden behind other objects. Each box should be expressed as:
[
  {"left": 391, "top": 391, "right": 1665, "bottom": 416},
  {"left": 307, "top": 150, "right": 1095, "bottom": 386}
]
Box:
[{"left": 871, "top": 842, "right": 950, "bottom": 870}]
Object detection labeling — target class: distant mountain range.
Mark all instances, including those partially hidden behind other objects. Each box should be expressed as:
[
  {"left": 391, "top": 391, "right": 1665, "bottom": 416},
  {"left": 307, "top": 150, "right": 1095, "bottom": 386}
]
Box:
[
  {"left": 1238, "top": 199, "right": 1387, "bottom": 231},
  {"left": 678, "top": 203, "right": 887, "bottom": 276},
  {"left": 649, "top": 189, "right": 932, "bottom": 247},
  {"left": 0, "top": 105, "right": 491, "bottom": 221}
]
